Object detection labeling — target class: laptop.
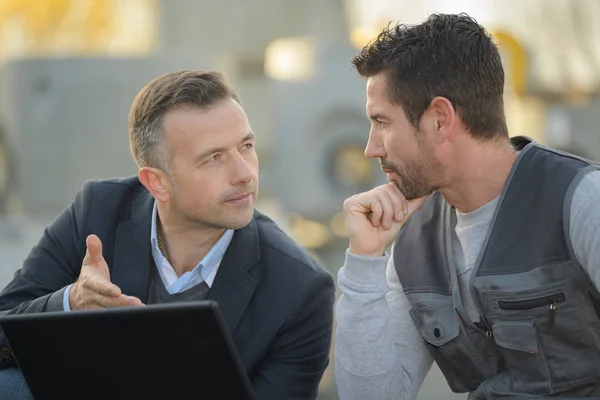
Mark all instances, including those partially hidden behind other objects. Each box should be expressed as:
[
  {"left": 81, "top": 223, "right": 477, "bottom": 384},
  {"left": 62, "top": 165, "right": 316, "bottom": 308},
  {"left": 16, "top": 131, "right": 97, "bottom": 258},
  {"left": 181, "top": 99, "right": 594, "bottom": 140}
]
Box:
[{"left": 0, "top": 301, "right": 256, "bottom": 400}]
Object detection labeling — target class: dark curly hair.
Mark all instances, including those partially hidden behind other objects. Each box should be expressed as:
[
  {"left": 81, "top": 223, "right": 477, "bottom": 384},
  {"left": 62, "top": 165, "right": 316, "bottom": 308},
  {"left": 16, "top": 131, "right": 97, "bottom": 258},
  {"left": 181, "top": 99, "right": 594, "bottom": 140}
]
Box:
[{"left": 352, "top": 13, "right": 508, "bottom": 140}]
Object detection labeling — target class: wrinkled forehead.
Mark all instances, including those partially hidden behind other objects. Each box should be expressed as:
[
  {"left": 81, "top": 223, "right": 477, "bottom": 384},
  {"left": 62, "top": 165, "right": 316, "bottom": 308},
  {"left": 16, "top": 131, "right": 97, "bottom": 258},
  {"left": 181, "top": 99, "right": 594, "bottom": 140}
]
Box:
[{"left": 163, "top": 100, "right": 251, "bottom": 150}]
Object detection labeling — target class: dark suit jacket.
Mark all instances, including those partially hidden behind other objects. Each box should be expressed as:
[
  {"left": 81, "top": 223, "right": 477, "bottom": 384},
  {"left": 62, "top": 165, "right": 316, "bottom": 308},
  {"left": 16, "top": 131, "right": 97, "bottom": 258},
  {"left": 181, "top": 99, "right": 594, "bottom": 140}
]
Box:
[{"left": 0, "top": 177, "right": 335, "bottom": 399}]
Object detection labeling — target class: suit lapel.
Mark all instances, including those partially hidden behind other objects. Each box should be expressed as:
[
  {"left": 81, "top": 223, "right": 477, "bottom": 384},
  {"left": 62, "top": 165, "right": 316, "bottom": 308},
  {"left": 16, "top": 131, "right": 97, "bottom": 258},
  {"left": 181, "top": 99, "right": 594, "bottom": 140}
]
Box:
[
  {"left": 207, "top": 216, "right": 261, "bottom": 336},
  {"left": 109, "top": 187, "right": 262, "bottom": 329},
  {"left": 110, "top": 190, "right": 154, "bottom": 303}
]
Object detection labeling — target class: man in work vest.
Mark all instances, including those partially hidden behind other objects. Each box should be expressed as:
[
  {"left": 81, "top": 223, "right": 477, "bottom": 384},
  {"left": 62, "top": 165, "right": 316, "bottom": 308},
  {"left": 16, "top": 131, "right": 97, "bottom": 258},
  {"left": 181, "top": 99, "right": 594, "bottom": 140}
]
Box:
[{"left": 334, "top": 12, "right": 600, "bottom": 400}]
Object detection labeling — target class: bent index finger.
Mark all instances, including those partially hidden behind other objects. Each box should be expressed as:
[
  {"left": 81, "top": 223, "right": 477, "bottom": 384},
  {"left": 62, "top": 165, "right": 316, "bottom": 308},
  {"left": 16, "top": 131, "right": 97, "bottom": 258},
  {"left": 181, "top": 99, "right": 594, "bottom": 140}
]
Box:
[
  {"left": 366, "top": 195, "right": 384, "bottom": 228},
  {"left": 382, "top": 184, "right": 406, "bottom": 221},
  {"left": 84, "top": 278, "right": 121, "bottom": 297}
]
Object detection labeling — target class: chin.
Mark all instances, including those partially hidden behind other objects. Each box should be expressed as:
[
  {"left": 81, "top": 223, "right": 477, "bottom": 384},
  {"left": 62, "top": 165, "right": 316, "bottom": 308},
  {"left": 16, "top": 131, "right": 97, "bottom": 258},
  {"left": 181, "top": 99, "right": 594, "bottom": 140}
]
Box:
[
  {"left": 225, "top": 208, "right": 255, "bottom": 230},
  {"left": 400, "top": 186, "right": 433, "bottom": 201}
]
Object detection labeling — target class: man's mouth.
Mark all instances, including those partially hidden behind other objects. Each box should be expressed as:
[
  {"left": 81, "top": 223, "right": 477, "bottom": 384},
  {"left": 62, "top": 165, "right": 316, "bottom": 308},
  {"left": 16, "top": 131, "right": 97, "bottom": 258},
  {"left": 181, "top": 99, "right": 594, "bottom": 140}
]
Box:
[{"left": 226, "top": 192, "right": 252, "bottom": 202}]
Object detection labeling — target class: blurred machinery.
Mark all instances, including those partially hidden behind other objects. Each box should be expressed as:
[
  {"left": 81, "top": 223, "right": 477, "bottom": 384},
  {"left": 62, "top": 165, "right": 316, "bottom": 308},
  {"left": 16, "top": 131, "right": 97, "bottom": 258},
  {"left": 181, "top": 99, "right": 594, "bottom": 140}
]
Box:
[
  {"left": 0, "top": 0, "right": 382, "bottom": 222},
  {"left": 268, "top": 42, "right": 385, "bottom": 223},
  {"left": 0, "top": 57, "right": 210, "bottom": 215},
  {"left": 0, "top": 0, "right": 599, "bottom": 237}
]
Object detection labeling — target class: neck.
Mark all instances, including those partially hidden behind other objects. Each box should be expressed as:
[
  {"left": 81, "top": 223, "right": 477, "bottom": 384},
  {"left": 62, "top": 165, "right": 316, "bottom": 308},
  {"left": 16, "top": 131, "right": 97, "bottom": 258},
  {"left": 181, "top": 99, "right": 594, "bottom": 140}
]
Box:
[
  {"left": 156, "top": 205, "right": 226, "bottom": 277},
  {"left": 440, "top": 137, "right": 518, "bottom": 213}
]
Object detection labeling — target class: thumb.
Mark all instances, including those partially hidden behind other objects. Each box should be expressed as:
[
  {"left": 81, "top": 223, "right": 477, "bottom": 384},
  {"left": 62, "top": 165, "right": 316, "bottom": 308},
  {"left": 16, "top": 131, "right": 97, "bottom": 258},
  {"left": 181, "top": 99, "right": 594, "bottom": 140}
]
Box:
[
  {"left": 406, "top": 194, "right": 430, "bottom": 217},
  {"left": 85, "top": 234, "right": 106, "bottom": 267}
]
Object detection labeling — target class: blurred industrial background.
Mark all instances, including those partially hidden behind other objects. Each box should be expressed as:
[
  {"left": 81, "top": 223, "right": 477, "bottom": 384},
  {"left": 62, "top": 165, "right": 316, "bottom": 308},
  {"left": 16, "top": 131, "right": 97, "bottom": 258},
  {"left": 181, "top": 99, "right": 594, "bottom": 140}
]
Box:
[{"left": 0, "top": 0, "right": 599, "bottom": 399}]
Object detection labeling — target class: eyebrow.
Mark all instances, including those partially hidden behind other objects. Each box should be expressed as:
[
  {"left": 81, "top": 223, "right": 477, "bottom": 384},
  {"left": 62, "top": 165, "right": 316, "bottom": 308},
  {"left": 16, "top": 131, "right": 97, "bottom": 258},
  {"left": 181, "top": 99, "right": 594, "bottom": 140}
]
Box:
[{"left": 197, "top": 132, "right": 255, "bottom": 161}]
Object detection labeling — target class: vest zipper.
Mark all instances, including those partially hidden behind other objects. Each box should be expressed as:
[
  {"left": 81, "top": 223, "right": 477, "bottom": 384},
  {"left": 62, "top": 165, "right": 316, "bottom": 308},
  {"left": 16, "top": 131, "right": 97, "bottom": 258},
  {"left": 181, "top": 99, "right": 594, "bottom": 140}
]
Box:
[
  {"left": 484, "top": 328, "right": 494, "bottom": 356},
  {"left": 498, "top": 292, "right": 565, "bottom": 328},
  {"left": 549, "top": 301, "right": 557, "bottom": 327},
  {"left": 475, "top": 319, "right": 494, "bottom": 356},
  {"left": 497, "top": 292, "right": 565, "bottom": 311}
]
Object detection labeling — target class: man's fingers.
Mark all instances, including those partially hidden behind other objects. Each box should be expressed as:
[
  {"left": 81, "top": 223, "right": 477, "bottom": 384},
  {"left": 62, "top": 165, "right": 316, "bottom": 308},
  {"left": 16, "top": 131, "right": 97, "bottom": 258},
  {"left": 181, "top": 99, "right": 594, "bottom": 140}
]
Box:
[
  {"left": 123, "top": 296, "right": 145, "bottom": 307},
  {"left": 346, "top": 185, "right": 410, "bottom": 229},
  {"left": 91, "top": 294, "right": 139, "bottom": 308},
  {"left": 83, "top": 278, "right": 121, "bottom": 297},
  {"left": 85, "top": 234, "right": 102, "bottom": 259},
  {"left": 382, "top": 183, "right": 407, "bottom": 222},
  {"left": 367, "top": 196, "right": 384, "bottom": 227},
  {"left": 85, "top": 234, "right": 109, "bottom": 273},
  {"left": 386, "top": 183, "right": 430, "bottom": 218},
  {"left": 376, "top": 190, "right": 396, "bottom": 229}
]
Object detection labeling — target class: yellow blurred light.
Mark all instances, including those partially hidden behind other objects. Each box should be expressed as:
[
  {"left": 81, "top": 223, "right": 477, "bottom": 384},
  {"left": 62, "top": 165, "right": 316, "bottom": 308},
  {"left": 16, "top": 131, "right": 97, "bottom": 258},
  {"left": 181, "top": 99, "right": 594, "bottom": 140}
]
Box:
[
  {"left": 264, "top": 37, "right": 315, "bottom": 82},
  {"left": 492, "top": 30, "right": 527, "bottom": 97},
  {"left": 0, "top": 0, "right": 157, "bottom": 62},
  {"left": 332, "top": 145, "right": 374, "bottom": 187},
  {"left": 289, "top": 214, "right": 330, "bottom": 249},
  {"left": 330, "top": 211, "right": 348, "bottom": 237},
  {"left": 350, "top": 26, "right": 378, "bottom": 50},
  {"left": 505, "top": 96, "right": 546, "bottom": 143},
  {"left": 349, "top": 20, "right": 391, "bottom": 50}
]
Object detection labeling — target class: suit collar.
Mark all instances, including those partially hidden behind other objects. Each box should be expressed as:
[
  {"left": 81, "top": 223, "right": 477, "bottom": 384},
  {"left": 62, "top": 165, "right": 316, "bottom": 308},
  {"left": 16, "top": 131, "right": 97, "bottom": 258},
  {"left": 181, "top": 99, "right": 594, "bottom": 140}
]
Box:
[
  {"left": 110, "top": 187, "right": 154, "bottom": 302},
  {"left": 207, "top": 214, "right": 261, "bottom": 335}
]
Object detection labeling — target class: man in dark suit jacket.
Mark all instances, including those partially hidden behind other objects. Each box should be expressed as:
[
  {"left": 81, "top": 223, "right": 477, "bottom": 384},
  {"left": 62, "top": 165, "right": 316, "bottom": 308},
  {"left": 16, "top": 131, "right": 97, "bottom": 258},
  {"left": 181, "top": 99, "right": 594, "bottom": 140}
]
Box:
[{"left": 0, "top": 70, "right": 335, "bottom": 399}]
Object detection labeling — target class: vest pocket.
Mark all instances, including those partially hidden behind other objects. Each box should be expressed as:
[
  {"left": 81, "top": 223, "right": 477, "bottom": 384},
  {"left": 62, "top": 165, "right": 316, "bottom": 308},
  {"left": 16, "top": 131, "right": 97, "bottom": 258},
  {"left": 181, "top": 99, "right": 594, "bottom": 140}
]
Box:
[
  {"left": 410, "top": 306, "right": 459, "bottom": 346},
  {"left": 410, "top": 306, "right": 489, "bottom": 393},
  {"left": 491, "top": 319, "right": 550, "bottom": 394},
  {"left": 488, "top": 279, "right": 600, "bottom": 395}
]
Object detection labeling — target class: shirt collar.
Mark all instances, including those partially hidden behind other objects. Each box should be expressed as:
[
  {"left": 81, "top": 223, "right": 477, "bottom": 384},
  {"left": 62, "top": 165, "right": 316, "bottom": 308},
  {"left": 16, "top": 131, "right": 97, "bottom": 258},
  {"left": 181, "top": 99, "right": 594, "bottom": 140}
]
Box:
[{"left": 150, "top": 201, "right": 234, "bottom": 287}]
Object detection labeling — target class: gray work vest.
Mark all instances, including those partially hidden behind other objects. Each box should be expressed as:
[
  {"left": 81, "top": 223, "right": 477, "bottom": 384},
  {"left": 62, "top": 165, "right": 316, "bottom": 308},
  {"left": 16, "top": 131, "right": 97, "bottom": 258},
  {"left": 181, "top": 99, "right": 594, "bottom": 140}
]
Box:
[{"left": 393, "top": 137, "right": 600, "bottom": 399}]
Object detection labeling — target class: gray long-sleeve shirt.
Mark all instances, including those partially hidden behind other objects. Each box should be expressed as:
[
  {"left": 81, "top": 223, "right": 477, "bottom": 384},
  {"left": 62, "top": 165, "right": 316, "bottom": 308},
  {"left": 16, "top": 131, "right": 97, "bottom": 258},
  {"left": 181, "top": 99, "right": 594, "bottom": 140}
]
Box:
[{"left": 335, "top": 170, "right": 600, "bottom": 400}]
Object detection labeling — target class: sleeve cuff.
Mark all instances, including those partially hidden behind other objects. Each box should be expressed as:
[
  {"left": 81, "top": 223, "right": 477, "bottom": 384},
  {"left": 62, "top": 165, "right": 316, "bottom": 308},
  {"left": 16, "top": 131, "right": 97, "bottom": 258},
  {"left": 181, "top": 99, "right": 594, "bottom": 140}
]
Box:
[
  {"left": 62, "top": 285, "right": 72, "bottom": 311},
  {"left": 339, "top": 249, "right": 390, "bottom": 287},
  {"left": 45, "top": 285, "right": 72, "bottom": 312}
]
